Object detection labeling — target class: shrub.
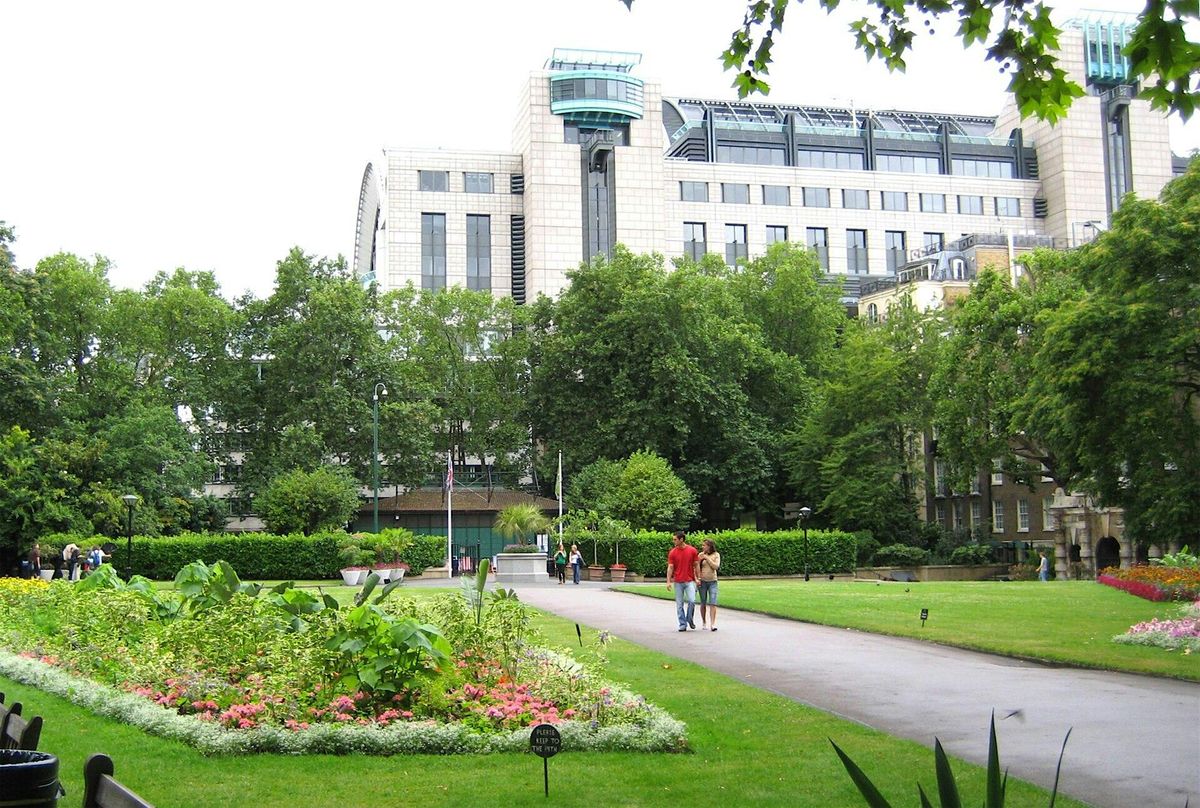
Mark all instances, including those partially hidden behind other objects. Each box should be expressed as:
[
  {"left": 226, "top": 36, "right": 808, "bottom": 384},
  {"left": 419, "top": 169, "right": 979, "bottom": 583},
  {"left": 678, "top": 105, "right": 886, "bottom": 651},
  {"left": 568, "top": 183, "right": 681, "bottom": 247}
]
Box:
[
  {"left": 854, "top": 532, "right": 880, "bottom": 566},
  {"left": 872, "top": 544, "right": 929, "bottom": 567},
  {"left": 948, "top": 544, "right": 994, "bottom": 565}
]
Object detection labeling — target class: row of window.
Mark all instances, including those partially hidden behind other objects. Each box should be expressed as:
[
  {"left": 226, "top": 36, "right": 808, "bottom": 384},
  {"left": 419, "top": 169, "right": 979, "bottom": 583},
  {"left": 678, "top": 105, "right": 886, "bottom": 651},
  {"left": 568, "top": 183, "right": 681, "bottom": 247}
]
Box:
[
  {"left": 419, "top": 170, "right": 497, "bottom": 194},
  {"left": 684, "top": 222, "right": 954, "bottom": 272},
  {"left": 934, "top": 497, "right": 1054, "bottom": 533},
  {"left": 421, "top": 213, "right": 492, "bottom": 291},
  {"left": 679, "top": 182, "right": 1021, "bottom": 216},
  {"left": 756, "top": 149, "right": 1014, "bottom": 177}
]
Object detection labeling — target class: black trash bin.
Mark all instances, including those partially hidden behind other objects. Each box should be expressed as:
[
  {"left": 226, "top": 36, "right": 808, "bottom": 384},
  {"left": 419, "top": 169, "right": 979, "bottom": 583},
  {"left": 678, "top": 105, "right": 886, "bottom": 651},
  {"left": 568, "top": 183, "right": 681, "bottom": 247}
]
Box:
[{"left": 0, "top": 749, "right": 64, "bottom": 806}]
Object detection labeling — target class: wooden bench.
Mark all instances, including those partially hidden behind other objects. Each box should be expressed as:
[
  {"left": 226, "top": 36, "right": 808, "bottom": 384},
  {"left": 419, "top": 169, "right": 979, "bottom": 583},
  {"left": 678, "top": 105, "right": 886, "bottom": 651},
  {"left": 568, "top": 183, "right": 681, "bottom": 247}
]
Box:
[
  {"left": 83, "top": 754, "right": 156, "bottom": 808},
  {"left": 1, "top": 707, "right": 42, "bottom": 750},
  {"left": 0, "top": 692, "right": 21, "bottom": 743}
]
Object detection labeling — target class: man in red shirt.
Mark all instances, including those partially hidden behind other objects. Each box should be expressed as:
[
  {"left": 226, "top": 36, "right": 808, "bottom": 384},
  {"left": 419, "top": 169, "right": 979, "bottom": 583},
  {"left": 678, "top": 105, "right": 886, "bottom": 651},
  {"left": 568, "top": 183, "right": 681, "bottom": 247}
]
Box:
[{"left": 665, "top": 531, "right": 700, "bottom": 631}]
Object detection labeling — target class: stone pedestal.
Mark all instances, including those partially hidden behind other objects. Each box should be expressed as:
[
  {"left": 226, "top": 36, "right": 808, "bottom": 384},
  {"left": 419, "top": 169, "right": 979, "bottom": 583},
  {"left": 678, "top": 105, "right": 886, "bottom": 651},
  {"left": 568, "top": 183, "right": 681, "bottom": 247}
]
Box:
[{"left": 495, "top": 553, "right": 548, "bottom": 586}]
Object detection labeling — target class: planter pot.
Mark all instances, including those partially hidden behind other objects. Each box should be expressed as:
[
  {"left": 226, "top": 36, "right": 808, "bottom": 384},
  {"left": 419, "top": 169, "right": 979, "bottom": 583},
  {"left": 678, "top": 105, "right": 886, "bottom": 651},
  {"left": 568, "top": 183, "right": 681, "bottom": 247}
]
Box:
[
  {"left": 38, "top": 570, "right": 54, "bottom": 582},
  {"left": 340, "top": 568, "right": 366, "bottom": 586},
  {"left": 587, "top": 564, "right": 606, "bottom": 582},
  {"left": 494, "top": 553, "right": 548, "bottom": 586},
  {"left": 609, "top": 567, "right": 627, "bottom": 583}
]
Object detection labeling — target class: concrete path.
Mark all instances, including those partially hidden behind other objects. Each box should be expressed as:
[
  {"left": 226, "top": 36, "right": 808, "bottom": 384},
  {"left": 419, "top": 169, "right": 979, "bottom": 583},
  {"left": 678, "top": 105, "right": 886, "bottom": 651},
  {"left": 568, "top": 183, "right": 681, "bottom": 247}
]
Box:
[{"left": 501, "top": 579, "right": 1199, "bottom": 808}]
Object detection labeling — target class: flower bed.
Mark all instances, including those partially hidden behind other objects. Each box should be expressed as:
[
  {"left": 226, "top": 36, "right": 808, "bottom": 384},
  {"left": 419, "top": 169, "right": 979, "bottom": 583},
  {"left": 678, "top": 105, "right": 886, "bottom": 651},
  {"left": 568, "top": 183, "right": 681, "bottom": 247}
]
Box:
[
  {"left": 1113, "top": 601, "right": 1200, "bottom": 654},
  {"left": 0, "top": 568, "right": 686, "bottom": 755},
  {"left": 1097, "top": 565, "right": 1200, "bottom": 601}
]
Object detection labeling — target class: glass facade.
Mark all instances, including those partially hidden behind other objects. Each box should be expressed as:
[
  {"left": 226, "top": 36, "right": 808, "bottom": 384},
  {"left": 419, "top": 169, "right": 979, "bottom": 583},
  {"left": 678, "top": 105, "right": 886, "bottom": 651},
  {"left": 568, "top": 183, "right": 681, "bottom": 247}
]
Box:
[
  {"left": 877, "top": 154, "right": 940, "bottom": 174},
  {"left": 952, "top": 158, "right": 1014, "bottom": 178},
  {"left": 419, "top": 171, "right": 449, "bottom": 192},
  {"left": 683, "top": 222, "right": 706, "bottom": 261},
  {"left": 796, "top": 149, "right": 864, "bottom": 170},
  {"left": 725, "top": 224, "right": 748, "bottom": 265},
  {"left": 846, "top": 229, "right": 868, "bottom": 274},
  {"left": 718, "top": 144, "right": 786, "bottom": 165}
]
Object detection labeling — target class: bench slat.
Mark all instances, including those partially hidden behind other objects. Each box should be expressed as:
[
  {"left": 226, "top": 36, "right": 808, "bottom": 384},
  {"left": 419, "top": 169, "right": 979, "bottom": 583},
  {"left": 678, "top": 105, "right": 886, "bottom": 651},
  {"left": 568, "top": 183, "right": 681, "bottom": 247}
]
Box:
[{"left": 95, "top": 776, "right": 156, "bottom": 808}]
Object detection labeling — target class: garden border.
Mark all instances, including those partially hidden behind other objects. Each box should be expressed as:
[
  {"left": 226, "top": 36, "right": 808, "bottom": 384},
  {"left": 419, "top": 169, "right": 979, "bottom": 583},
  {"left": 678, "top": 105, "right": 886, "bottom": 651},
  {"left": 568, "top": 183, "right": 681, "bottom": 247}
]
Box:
[{"left": 0, "top": 651, "right": 688, "bottom": 756}]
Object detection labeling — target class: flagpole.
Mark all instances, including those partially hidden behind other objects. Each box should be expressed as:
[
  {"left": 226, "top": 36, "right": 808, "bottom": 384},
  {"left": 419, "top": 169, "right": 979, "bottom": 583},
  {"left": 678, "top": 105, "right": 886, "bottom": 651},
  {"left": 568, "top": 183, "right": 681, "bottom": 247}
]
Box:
[{"left": 446, "top": 448, "right": 453, "bottom": 577}]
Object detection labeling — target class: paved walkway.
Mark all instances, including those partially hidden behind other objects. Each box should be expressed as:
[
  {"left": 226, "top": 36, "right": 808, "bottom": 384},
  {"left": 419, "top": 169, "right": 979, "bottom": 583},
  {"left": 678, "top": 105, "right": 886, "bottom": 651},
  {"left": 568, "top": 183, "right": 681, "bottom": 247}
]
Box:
[{"left": 488, "top": 578, "right": 1200, "bottom": 808}]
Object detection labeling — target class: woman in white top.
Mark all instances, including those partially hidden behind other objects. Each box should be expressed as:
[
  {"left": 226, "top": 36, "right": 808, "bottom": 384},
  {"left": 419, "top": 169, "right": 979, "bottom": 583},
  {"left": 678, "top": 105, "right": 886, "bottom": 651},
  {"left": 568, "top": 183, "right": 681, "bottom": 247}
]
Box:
[{"left": 569, "top": 544, "right": 583, "bottom": 584}]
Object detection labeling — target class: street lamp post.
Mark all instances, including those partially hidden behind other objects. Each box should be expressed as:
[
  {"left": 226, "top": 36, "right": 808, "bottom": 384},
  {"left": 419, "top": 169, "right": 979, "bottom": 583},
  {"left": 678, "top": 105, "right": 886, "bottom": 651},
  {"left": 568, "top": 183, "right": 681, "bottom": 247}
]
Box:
[
  {"left": 372, "top": 382, "right": 388, "bottom": 533},
  {"left": 121, "top": 494, "right": 138, "bottom": 581},
  {"left": 799, "top": 506, "right": 812, "bottom": 582}
]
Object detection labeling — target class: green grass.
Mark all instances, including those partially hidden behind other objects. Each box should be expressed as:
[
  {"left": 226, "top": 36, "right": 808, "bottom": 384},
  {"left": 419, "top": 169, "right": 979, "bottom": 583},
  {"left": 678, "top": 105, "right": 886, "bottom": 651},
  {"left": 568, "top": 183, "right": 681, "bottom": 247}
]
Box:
[
  {"left": 0, "top": 604, "right": 1083, "bottom": 807},
  {"left": 615, "top": 579, "right": 1200, "bottom": 680}
]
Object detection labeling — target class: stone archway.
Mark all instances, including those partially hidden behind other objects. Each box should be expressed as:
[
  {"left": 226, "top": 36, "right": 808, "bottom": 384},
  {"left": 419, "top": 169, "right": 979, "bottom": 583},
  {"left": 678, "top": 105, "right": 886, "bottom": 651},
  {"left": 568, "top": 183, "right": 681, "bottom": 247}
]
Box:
[{"left": 1095, "top": 536, "right": 1121, "bottom": 573}]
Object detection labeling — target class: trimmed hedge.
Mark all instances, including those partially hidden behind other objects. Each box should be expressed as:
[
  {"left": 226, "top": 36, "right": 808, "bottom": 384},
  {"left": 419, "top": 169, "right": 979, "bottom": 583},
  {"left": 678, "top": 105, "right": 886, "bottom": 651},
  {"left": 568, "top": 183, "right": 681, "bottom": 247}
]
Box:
[
  {"left": 43, "top": 531, "right": 447, "bottom": 580},
  {"left": 572, "top": 528, "right": 857, "bottom": 577},
  {"left": 873, "top": 544, "right": 930, "bottom": 567}
]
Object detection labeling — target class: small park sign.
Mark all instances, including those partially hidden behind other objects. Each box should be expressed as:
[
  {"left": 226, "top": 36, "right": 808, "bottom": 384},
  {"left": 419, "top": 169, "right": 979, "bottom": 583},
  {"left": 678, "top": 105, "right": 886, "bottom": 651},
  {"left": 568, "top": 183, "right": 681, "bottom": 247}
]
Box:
[{"left": 530, "top": 723, "right": 561, "bottom": 796}]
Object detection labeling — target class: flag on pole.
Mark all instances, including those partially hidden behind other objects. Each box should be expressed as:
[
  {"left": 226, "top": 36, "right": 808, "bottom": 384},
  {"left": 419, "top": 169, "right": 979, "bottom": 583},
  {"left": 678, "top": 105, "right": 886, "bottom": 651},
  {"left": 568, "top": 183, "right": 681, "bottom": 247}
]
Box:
[
  {"left": 445, "top": 453, "right": 454, "bottom": 491},
  {"left": 554, "top": 452, "right": 563, "bottom": 501}
]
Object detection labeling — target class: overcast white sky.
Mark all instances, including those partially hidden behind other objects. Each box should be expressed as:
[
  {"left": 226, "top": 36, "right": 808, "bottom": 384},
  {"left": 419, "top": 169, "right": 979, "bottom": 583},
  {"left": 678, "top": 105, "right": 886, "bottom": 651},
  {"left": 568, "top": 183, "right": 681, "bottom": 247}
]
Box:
[{"left": 3, "top": 0, "right": 1196, "bottom": 299}]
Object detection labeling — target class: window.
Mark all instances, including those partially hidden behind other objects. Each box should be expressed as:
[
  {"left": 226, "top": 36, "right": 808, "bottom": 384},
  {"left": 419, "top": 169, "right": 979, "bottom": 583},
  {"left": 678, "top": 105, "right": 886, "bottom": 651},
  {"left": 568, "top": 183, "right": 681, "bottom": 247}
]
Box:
[
  {"left": 806, "top": 227, "right": 829, "bottom": 270},
  {"left": 421, "top": 213, "right": 446, "bottom": 290},
  {"left": 936, "top": 502, "right": 947, "bottom": 527},
  {"left": 952, "top": 158, "right": 1014, "bottom": 178},
  {"left": 991, "top": 458, "right": 1003, "bottom": 485},
  {"left": 464, "top": 172, "right": 493, "bottom": 193},
  {"left": 885, "top": 231, "right": 907, "bottom": 273},
  {"left": 419, "top": 171, "right": 449, "bottom": 192},
  {"left": 766, "top": 225, "right": 788, "bottom": 245},
  {"left": 683, "top": 222, "right": 706, "bottom": 261},
  {"left": 725, "top": 224, "right": 748, "bottom": 266},
  {"left": 953, "top": 501, "right": 965, "bottom": 531},
  {"left": 718, "top": 145, "right": 785, "bottom": 165},
  {"left": 934, "top": 460, "right": 949, "bottom": 497},
  {"left": 1017, "top": 499, "right": 1030, "bottom": 532},
  {"left": 803, "top": 187, "right": 830, "bottom": 207},
  {"left": 992, "top": 500, "right": 1006, "bottom": 533},
  {"left": 722, "top": 183, "right": 750, "bottom": 204},
  {"left": 920, "top": 193, "right": 945, "bottom": 213},
  {"left": 466, "top": 214, "right": 491, "bottom": 291},
  {"left": 846, "top": 229, "right": 868, "bottom": 274},
  {"left": 680, "top": 181, "right": 709, "bottom": 202},
  {"left": 881, "top": 191, "right": 908, "bottom": 211},
  {"left": 996, "top": 197, "right": 1021, "bottom": 217},
  {"left": 796, "top": 149, "right": 864, "bottom": 170},
  {"left": 924, "top": 232, "right": 944, "bottom": 252},
  {"left": 1042, "top": 497, "right": 1055, "bottom": 530},
  {"left": 969, "top": 474, "right": 981, "bottom": 495},
  {"left": 763, "top": 185, "right": 790, "bottom": 206},
  {"left": 876, "top": 154, "right": 940, "bottom": 174},
  {"left": 866, "top": 302, "right": 879, "bottom": 322},
  {"left": 958, "top": 195, "right": 984, "bottom": 215},
  {"left": 842, "top": 189, "right": 869, "bottom": 209}
]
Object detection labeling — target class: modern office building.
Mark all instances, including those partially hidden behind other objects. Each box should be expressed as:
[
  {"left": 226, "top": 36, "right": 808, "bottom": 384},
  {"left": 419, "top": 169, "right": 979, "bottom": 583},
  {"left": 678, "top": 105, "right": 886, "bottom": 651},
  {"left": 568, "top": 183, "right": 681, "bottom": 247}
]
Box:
[{"left": 354, "top": 15, "right": 1183, "bottom": 307}]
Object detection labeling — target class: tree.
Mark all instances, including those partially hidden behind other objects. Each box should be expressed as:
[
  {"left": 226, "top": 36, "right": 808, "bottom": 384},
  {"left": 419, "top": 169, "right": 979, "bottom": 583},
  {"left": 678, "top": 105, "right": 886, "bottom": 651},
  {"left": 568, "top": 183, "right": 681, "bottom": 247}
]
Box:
[
  {"left": 257, "top": 466, "right": 360, "bottom": 535},
  {"left": 622, "top": 0, "right": 1199, "bottom": 121},
  {"left": 1019, "top": 162, "right": 1200, "bottom": 548},
  {"left": 786, "top": 303, "right": 938, "bottom": 543},
  {"left": 493, "top": 503, "right": 551, "bottom": 546},
  {"left": 607, "top": 450, "right": 697, "bottom": 531}
]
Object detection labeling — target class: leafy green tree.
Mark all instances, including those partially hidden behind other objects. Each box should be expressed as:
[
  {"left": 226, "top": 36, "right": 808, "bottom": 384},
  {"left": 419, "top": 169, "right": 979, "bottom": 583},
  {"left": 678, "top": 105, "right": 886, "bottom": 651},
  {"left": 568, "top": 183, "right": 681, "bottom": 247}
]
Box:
[
  {"left": 620, "top": 0, "right": 1198, "bottom": 121},
  {"left": 567, "top": 458, "right": 623, "bottom": 514},
  {"left": 0, "top": 221, "right": 15, "bottom": 272},
  {"left": 493, "top": 503, "right": 551, "bottom": 546},
  {"left": 257, "top": 466, "right": 360, "bottom": 535},
  {"left": 1020, "top": 162, "right": 1200, "bottom": 548},
  {"left": 607, "top": 450, "right": 697, "bottom": 531},
  {"left": 786, "top": 303, "right": 938, "bottom": 543}
]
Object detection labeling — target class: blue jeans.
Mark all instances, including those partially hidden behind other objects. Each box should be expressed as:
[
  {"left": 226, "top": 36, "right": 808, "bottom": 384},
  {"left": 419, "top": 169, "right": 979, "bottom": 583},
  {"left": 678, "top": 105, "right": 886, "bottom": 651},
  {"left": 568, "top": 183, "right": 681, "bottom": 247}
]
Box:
[
  {"left": 673, "top": 581, "right": 696, "bottom": 628},
  {"left": 1039, "top": 569, "right": 1049, "bottom": 582},
  {"left": 572, "top": 562, "right": 581, "bottom": 584}
]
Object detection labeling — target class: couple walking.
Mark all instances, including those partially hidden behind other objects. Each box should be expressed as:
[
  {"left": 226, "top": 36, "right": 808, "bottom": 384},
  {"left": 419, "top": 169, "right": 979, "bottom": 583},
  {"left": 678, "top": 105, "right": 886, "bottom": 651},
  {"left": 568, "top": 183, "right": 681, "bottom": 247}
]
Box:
[{"left": 666, "top": 531, "right": 720, "bottom": 631}]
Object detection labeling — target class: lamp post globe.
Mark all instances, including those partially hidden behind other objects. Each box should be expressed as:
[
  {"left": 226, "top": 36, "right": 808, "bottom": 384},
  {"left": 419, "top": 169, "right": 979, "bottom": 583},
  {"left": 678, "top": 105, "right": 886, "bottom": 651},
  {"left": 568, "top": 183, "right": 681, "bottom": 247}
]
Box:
[
  {"left": 372, "top": 383, "right": 388, "bottom": 533},
  {"left": 121, "top": 494, "right": 138, "bottom": 581},
  {"left": 798, "top": 506, "right": 812, "bottom": 582}
]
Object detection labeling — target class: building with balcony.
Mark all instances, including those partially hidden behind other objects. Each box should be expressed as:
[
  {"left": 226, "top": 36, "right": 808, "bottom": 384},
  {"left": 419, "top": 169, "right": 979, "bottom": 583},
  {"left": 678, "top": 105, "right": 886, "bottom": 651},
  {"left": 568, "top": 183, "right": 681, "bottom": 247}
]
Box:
[{"left": 354, "top": 20, "right": 1184, "bottom": 308}]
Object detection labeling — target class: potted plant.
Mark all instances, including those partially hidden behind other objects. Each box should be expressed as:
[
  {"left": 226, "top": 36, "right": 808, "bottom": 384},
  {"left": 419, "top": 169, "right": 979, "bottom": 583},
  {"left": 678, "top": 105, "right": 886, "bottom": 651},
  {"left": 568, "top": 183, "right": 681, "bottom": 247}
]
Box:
[
  {"left": 370, "top": 528, "right": 413, "bottom": 582},
  {"left": 494, "top": 504, "right": 551, "bottom": 585},
  {"left": 609, "top": 563, "right": 627, "bottom": 583},
  {"left": 337, "top": 537, "right": 374, "bottom": 585}
]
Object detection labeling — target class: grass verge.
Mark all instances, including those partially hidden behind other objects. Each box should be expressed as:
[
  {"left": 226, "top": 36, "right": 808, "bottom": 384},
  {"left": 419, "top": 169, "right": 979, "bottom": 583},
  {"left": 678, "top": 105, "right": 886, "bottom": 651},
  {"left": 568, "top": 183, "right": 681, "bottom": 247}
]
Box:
[
  {"left": 0, "top": 602, "right": 1081, "bottom": 807},
  {"left": 614, "top": 579, "right": 1199, "bottom": 680}
]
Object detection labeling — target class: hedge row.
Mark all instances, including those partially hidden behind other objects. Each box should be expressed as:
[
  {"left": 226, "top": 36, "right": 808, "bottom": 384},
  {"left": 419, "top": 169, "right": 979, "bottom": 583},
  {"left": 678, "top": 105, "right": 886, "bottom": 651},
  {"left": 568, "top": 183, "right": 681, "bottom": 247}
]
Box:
[
  {"left": 570, "top": 528, "right": 857, "bottom": 577},
  {"left": 44, "top": 531, "right": 447, "bottom": 581}
]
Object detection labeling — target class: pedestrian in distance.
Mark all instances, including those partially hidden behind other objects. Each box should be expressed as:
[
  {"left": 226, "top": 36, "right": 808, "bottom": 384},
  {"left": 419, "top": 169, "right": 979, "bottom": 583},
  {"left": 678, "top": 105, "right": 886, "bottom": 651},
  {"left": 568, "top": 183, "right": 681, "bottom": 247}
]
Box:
[
  {"left": 554, "top": 544, "right": 567, "bottom": 584},
  {"left": 698, "top": 538, "right": 721, "bottom": 631},
  {"left": 1038, "top": 551, "right": 1050, "bottom": 582},
  {"left": 569, "top": 544, "right": 583, "bottom": 585},
  {"left": 665, "top": 531, "right": 700, "bottom": 631}
]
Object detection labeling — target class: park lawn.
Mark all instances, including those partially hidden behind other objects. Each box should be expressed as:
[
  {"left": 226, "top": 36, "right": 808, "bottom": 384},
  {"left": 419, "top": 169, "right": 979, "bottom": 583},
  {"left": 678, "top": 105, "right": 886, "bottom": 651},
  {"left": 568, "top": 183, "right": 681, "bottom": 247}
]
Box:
[
  {"left": 615, "top": 579, "right": 1199, "bottom": 681},
  {"left": 0, "top": 602, "right": 1081, "bottom": 808}
]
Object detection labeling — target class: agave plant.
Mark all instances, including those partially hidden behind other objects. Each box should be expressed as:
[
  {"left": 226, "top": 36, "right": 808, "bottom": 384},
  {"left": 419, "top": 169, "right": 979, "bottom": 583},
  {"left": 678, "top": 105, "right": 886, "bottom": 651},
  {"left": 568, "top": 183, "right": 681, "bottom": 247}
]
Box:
[{"left": 830, "top": 712, "right": 1071, "bottom": 808}]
